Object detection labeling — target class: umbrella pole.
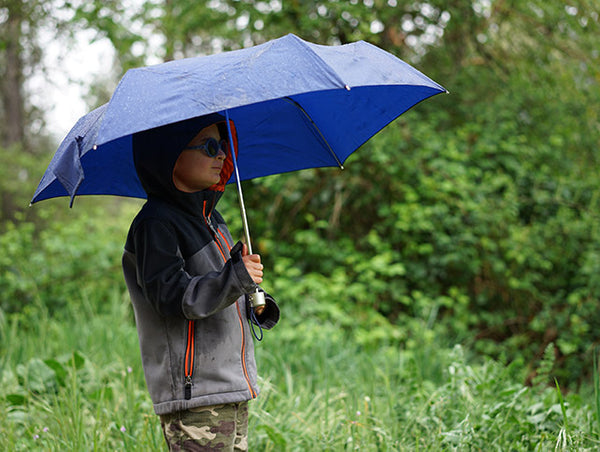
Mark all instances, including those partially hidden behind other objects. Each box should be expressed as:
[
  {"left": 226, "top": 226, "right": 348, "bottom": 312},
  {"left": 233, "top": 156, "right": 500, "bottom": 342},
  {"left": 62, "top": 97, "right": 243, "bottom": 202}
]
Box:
[
  {"left": 224, "top": 110, "right": 266, "bottom": 314},
  {"left": 224, "top": 110, "right": 253, "bottom": 254}
]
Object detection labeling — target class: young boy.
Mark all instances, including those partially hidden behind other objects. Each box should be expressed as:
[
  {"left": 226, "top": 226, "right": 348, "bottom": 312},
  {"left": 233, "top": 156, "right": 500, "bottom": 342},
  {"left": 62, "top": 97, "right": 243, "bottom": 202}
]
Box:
[{"left": 122, "top": 113, "right": 279, "bottom": 451}]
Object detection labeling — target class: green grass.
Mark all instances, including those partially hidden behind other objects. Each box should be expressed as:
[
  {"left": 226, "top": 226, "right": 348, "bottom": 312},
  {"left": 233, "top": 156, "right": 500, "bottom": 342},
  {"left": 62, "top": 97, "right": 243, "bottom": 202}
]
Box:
[{"left": 1, "top": 289, "right": 599, "bottom": 451}]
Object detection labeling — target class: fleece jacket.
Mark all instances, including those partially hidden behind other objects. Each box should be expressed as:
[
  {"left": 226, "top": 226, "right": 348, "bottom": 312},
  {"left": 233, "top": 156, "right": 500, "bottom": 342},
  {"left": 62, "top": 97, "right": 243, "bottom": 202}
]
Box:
[{"left": 122, "top": 114, "right": 279, "bottom": 415}]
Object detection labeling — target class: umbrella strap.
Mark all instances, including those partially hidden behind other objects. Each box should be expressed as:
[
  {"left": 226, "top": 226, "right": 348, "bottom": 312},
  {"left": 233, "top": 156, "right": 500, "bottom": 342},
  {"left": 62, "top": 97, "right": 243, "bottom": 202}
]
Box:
[{"left": 249, "top": 308, "right": 264, "bottom": 341}]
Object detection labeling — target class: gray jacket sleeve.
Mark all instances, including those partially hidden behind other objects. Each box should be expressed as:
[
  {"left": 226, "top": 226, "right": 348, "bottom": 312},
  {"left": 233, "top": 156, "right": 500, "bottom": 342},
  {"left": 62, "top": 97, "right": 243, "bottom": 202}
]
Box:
[{"left": 133, "top": 219, "right": 256, "bottom": 319}]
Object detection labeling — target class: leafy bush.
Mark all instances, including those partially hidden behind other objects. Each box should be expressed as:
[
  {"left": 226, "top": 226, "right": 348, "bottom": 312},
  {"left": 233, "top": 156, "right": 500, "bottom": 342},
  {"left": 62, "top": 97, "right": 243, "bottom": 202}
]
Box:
[
  {"left": 0, "top": 200, "right": 137, "bottom": 314},
  {"left": 232, "top": 91, "right": 600, "bottom": 387}
]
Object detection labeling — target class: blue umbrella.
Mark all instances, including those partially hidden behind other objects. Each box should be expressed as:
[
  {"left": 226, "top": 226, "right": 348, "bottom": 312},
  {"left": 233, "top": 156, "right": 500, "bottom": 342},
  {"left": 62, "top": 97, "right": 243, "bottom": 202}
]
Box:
[{"left": 32, "top": 33, "right": 446, "bottom": 248}]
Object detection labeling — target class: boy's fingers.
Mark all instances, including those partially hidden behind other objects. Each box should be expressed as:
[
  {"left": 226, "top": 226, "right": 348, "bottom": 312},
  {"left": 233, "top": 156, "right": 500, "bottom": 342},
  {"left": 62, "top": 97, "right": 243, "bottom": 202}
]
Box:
[
  {"left": 242, "top": 243, "right": 249, "bottom": 256},
  {"left": 242, "top": 255, "right": 262, "bottom": 267},
  {"left": 241, "top": 252, "right": 264, "bottom": 284}
]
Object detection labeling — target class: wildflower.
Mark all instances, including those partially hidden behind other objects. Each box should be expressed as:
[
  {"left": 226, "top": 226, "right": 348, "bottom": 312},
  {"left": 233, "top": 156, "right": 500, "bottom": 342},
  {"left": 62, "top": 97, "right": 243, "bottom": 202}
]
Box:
[
  {"left": 33, "top": 434, "right": 40, "bottom": 440},
  {"left": 127, "top": 367, "right": 133, "bottom": 374},
  {"left": 120, "top": 426, "right": 127, "bottom": 433},
  {"left": 43, "top": 427, "right": 49, "bottom": 433}
]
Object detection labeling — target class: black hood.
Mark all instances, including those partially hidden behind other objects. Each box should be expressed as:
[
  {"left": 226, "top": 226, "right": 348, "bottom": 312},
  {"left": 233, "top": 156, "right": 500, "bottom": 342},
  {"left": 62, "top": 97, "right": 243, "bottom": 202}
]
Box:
[{"left": 132, "top": 114, "right": 237, "bottom": 216}]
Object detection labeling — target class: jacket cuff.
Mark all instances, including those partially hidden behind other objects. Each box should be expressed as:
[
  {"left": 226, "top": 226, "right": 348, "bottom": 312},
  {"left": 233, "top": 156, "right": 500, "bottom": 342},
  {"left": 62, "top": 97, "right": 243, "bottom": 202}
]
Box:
[{"left": 247, "top": 292, "right": 280, "bottom": 330}]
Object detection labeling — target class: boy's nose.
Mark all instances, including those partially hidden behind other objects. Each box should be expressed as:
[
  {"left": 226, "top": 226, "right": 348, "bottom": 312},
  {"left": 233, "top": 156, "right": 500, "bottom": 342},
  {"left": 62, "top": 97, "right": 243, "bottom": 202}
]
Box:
[{"left": 216, "top": 148, "right": 226, "bottom": 160}]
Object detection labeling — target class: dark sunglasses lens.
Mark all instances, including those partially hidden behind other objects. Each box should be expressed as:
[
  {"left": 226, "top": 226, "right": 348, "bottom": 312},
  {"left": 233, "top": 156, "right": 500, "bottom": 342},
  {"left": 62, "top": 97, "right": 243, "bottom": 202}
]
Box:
[{"left": 204, "top": 138, "right": 220, "bottom": 157}]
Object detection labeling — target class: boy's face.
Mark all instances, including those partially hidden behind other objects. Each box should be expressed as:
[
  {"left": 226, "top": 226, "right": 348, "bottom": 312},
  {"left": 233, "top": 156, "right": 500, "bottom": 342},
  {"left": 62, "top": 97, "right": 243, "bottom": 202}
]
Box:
[{"left": 173, "top": 124, "right": 226, "bottom": 192}]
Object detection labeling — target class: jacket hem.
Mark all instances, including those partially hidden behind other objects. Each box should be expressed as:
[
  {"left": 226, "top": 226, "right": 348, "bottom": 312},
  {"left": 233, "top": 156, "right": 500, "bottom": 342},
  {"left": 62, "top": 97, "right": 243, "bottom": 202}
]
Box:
[{"left": 153, "top": 387, "right": 260, "bottom": 415}]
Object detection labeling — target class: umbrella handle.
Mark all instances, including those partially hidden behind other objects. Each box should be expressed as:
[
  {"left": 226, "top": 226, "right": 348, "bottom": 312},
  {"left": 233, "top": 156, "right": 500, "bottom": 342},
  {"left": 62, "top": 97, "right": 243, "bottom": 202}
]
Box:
[
  {"left": 248, "top": 290, "right": 266, "bottom": 312},
  {"left": 224, "top": 110, "right": 266, "bottom": 315}
]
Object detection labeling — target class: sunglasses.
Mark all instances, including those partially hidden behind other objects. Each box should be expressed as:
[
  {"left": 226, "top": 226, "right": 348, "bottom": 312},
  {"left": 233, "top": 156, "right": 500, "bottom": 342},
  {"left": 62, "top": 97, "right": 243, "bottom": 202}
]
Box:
[{"left": 184, "top": 137, "right": 227, "bottom": 157}]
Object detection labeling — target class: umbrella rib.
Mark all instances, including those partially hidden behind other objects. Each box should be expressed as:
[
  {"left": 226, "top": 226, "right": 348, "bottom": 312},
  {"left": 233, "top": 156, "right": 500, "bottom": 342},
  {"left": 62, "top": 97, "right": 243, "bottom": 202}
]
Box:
[{"left": 283, "top": 97, "right": 344, "bottom": 170}]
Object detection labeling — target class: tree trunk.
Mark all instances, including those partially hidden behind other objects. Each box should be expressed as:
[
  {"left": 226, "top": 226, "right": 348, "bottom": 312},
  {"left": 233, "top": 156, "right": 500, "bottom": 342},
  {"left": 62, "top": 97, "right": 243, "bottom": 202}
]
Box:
[{"left": 1, "top": 2, "right": 26, "bottom": 148}]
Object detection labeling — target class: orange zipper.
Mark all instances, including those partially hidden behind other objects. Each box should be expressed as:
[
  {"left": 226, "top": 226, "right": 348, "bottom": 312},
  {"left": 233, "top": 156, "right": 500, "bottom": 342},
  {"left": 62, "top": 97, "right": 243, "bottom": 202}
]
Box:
[
  {"left": 184, "top": 320, "right": 195, "bottom": 399},
  {"left": 237, "top": 302, "right": 257, "bottom": 398},
  {"left": 181, "top": 200, "right": 256, "bottom": 400},
  {"left": 204, "top": 201, "right": 227, "bottom": 260}
]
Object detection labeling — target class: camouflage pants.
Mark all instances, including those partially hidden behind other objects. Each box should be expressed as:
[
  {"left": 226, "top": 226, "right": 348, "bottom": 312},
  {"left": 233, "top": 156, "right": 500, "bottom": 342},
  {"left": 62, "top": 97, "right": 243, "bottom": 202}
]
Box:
[{"left": 160, "top": 402, "right": 248, "bottom": 451}]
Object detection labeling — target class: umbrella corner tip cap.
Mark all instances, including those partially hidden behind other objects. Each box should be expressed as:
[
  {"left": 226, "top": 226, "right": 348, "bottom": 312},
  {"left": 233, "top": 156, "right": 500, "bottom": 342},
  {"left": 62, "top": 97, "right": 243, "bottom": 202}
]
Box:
[
  {"left": 93, "top": 144, "right": 98, "bottom": 150},
  {"left": 345, "top": 85, "right": 351, "bottom": 91}
]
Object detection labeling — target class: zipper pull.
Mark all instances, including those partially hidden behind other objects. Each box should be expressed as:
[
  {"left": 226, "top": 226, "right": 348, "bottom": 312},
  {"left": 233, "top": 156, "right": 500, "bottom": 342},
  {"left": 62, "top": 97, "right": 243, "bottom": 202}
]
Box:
[
  {"left": 184, "top": 376, "right": 192, "bottom": 400},
  {"left": 206, "top": 216, "right": 218, "bottom": 235}
]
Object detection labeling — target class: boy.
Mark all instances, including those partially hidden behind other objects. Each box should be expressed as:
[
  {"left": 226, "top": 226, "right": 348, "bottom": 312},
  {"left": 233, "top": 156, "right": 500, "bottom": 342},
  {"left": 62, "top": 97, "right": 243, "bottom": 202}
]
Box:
[{"left": 122, "top": 113, "right": 279, "bottom": 450}]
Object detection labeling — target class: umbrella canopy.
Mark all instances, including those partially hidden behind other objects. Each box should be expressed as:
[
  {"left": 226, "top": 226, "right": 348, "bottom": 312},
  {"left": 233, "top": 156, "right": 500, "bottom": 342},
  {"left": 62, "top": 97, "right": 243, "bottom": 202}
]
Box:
[{"left": 32, "top": 33, "right": 446, "bottom": 206}]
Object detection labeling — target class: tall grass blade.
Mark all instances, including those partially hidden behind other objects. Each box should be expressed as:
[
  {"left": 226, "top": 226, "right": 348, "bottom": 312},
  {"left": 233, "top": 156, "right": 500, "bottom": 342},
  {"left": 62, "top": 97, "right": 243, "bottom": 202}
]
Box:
[
  {"left": 594, "top": 349, "right": 600, "bottom": 439},
  {"left": 554, "top": 378, "right": 570, "bottom": 451}
]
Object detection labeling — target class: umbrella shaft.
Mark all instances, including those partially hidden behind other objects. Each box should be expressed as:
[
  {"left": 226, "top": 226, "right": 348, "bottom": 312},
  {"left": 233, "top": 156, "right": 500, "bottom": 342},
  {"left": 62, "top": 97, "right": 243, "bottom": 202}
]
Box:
[
  {"left": 237, "top": 186, "right": 253, "bottom": 255},
  {"left": 225, "top": 110, "right": 253, "bottom": 255},
  {"left": 225, "top": 110, "right": 265, "bottom": 313}
]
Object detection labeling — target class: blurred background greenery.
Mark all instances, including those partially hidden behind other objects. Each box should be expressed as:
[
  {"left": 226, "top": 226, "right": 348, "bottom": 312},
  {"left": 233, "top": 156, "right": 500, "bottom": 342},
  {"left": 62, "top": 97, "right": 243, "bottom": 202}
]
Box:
[{"left": 1, "top": 0, "right": 599, "bottom": 391}]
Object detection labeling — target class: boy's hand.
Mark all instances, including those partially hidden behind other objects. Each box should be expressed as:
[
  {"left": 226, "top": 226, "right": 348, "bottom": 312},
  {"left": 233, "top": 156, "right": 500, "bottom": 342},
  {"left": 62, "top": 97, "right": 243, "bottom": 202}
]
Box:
[{"left": 242, "top": 243, "right": 263, "bottom": 284}]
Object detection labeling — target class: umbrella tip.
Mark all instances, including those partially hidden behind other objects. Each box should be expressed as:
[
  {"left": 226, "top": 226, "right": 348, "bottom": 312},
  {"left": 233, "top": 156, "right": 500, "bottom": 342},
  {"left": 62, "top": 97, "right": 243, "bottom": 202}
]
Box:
[
  {"left": 345, "top": 85, "right": 351, "bottom": 91},
  {"left": 93, "top": 144, "right": 98, "bottom": 150}
]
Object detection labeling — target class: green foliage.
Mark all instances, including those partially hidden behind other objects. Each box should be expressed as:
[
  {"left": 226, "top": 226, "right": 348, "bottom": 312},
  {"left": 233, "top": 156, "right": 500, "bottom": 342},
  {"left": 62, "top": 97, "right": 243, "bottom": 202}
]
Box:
[
  {"left": 3, "top": 0, "right": 600, "bottom": 405},
  {"left": 69, "top": 0, "right": 146, "bottom": 70},
  {"left": 0, "top": 199, "right": 138, "bottom": 313},
  {"left": 219, "top": 0, "right": 600, "bottom": 387},
  {"left": 594, "top": 350, "right": 600, "bottom": 438},
  {"left": 0, "top": 287, "right": 156, "bottom": 450},
  {"left": 2, "top": 292, "right": 599, "bottom": 450},
  {"left": 236, "top": 94, "right": 600, "bottom": 386},
  {"left": 0, "top": 143, "right": 47, "bottom": 222}
]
